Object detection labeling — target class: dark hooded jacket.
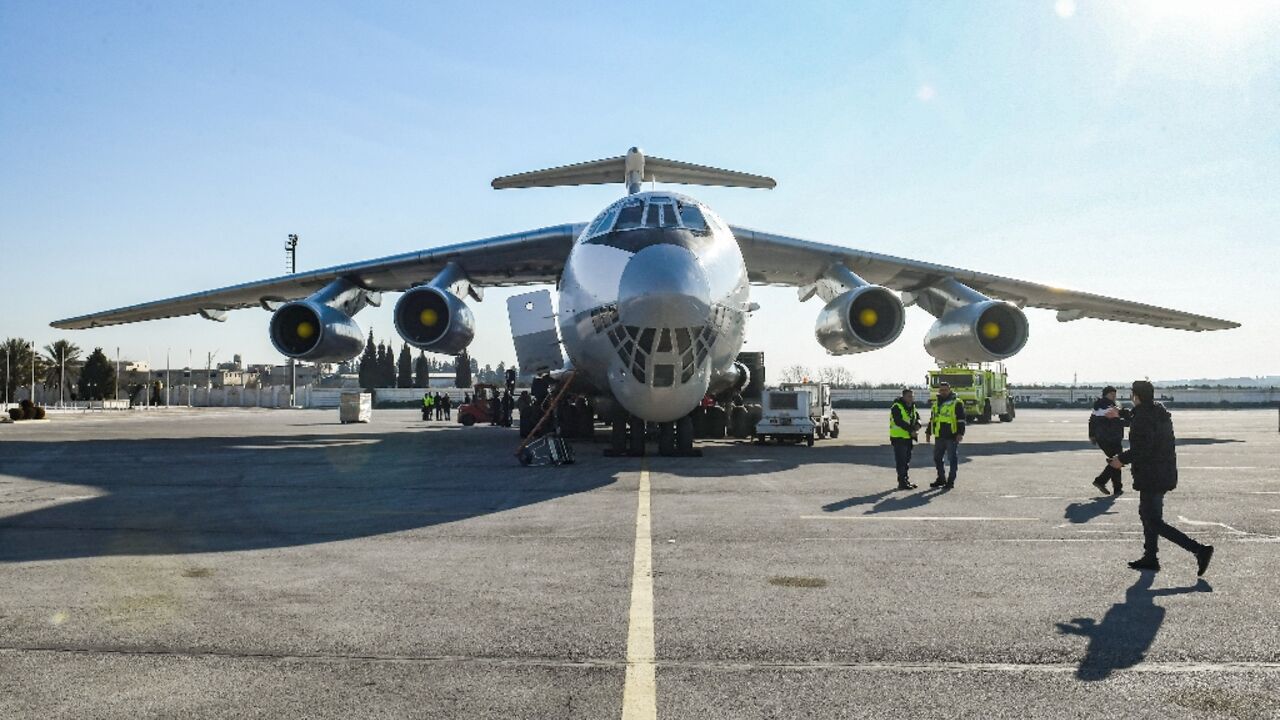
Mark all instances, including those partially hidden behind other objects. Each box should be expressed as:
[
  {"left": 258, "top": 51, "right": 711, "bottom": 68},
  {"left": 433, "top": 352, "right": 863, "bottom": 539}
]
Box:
[
  {"left": 1118, "top": 402, "right": 1178, "bottom": 493},
  {"left": 1088, "top": 396, "right": 1127, "bottom": 444}
]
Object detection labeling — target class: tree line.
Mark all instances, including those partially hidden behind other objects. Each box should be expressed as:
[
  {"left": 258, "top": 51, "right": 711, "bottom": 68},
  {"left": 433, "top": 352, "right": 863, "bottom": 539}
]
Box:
[
  {"left": 354, "top": 332, "right": 516, "bottom": 390},
  {"left": 1, "top": 338, "right": 117, "bottom": 401}
]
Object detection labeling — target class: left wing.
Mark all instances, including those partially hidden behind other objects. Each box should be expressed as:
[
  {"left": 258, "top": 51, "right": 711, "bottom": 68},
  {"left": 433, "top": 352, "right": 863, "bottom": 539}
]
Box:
[
  {"left": 52, "top": 224, "right": 584, "bottom": 329},
  {"left": 732, "top": 226, "right": 1239, "bottom": 331}
]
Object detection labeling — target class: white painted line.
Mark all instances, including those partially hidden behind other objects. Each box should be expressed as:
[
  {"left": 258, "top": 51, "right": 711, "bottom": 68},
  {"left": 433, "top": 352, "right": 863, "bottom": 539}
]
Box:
[
  {"left": 621, "top": 461, "right": 656, "bottom": 720},
  {"left": 1251, "top": 492, "right": 1280, "bottom": 495},
  {"left": 801, "top": 515, "right": 1038, "bottom": 522},
  {"left": 1183, "top": 466, "right": 1256, "bottom": 470}
]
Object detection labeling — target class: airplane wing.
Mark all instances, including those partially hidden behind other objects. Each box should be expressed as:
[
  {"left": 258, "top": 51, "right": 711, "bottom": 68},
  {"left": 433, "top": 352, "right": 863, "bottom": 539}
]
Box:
[
  {"left": 731, "top": 226, "right": 1239, "bottom": 331},
  {"left": 51, "top": 224, "right": 585, "bottom": 330}
]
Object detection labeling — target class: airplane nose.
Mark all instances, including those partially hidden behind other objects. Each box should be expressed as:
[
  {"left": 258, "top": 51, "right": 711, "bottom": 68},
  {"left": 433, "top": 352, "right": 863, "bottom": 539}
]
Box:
[{"left": 617, "top": 244, "right": 711, "bottom": 328}]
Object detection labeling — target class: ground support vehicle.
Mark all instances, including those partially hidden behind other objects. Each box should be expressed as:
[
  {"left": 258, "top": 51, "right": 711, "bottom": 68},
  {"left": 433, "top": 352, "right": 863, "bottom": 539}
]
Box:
[
  {"left": 927, "top": 363, "right": 1015, "bottom": 423},
  {"left": 457, "top": 383, "right": 499, "bottom": 426},
  {"left": 755, "top": 388, "right": 818, "bottom": 446},
  {"left": 779, "top": 382, "right": 839, "bottom": 439}
]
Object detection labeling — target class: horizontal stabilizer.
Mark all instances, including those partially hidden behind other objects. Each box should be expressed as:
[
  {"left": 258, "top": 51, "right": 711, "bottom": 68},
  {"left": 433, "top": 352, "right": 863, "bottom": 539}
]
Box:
[{"left": 492, "top": 147, "right": 775, "bottom": 194}]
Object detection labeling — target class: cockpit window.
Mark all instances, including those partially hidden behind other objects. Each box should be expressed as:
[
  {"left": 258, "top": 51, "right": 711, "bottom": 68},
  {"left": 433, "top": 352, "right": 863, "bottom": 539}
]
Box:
[
  {"left": 615, "top": 200, "right": 645, "bottom": 230},
  {"left": 586, "top": 206, "right": 619, "bottom": 238},
  {"left": 677, "top": 203, "right": 708, "bottom": 232},
  {"left": 644, "top": 202, "right": 663, "bottom": 227}
]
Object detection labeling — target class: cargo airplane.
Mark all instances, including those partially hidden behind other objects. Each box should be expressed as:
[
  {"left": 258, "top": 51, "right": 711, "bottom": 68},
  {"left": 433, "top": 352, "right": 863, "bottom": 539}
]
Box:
[{"left": 53, "top": 148, "right": 1238, "bottom": 455}]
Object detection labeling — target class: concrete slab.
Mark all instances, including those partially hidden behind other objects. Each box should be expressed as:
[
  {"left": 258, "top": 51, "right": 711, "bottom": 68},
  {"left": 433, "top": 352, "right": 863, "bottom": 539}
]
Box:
[{"left": 1, "top": 408, "right": 1277, "bottom": 718}]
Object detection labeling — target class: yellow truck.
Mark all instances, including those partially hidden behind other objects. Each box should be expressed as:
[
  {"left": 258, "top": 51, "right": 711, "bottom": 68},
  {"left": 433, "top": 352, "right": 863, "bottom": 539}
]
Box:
[{"left": 926, "top": 363, "right": 1016, "bottom": 424}]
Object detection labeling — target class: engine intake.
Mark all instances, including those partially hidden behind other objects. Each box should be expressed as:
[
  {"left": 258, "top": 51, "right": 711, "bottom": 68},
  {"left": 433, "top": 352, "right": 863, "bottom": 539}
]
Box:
[
  {"left": 269, "top": 301, "right": 364, "bottom": 362},
  {"left": 394, "top": 286, "right": 475, "bottom": 355},
  {"left": 815, "top": 286, "right": 906, "bottom": 355},
  {"left": 923, "top": 300, "right": 1029, "bottom": 362}
]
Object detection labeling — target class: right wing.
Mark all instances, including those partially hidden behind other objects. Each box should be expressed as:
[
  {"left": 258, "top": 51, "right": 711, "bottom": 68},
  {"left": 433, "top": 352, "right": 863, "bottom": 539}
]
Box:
[
  {"left": 732, "top": 226, "right": 1239, "bottom": 332},
  {"left": 52, "top": 224, "right": 585, "bottom": 330}
]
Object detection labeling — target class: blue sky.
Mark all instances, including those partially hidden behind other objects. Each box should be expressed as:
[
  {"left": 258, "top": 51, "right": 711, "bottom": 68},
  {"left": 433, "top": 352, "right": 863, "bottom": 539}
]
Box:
[{"left": 2, "top": 1, "right": 1276, "bottom": 382}]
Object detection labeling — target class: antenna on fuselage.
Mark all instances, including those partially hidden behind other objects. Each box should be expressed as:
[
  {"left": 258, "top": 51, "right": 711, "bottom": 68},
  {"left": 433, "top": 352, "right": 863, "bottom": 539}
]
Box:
[{"left": 491, "top": 147, "right": 776, "bottom": 195}]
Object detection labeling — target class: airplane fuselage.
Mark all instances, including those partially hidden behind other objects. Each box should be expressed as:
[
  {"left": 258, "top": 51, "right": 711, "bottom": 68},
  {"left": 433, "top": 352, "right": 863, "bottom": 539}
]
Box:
[{"left": 557, "top": 192, "right": 749, "bottom": 422}]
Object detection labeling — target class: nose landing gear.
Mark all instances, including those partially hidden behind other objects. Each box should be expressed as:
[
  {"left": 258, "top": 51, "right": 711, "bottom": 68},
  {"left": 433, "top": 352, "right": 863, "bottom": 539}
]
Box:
[{"left": 606, "top": 412, "right": 702, "bottom": 457}]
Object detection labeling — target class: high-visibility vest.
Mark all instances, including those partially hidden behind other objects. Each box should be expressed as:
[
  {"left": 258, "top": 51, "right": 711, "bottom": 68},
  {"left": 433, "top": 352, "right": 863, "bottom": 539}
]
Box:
[
  {"left": 889, "top": 401, "right": 917, "bottom": 439},
  {"left": 424, "top": 395, "right": 433, "bottom": 407},
  {"left": 931, "top": 396, "right": 959, "bottom": 435}
]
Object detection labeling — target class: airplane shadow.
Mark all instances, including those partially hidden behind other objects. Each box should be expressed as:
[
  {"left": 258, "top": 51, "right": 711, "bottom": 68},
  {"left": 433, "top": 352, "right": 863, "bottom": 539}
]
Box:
[
  {"left": 1056, "top": 574, "right": 1213, "bottom": 681},
  {"left": 0, "top": 429, "right": 616, "bottom": 564}
]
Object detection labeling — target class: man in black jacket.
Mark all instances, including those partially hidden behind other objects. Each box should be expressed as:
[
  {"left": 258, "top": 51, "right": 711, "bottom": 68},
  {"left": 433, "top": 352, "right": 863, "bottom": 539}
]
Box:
[
  {"left": 888, "top": 389, "right": 922, "bottom": 490},
  {"left": 1089, "top": 386, "right": 1128, "bottom": 495},
  {"left": 1108, "top": 380, "right": 1213, "bottom": 575}
]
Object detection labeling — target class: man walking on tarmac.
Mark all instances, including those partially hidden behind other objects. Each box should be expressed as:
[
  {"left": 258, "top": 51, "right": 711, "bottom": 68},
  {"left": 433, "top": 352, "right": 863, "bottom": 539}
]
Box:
[
  {"left": 926, "top": 382, "right": 965, "bottom": 489},
  {"left": 1089, "top": 386, "right": 1128, "bottom": 495},
  {"left": 889, "top": 388, "right": 922, "bottom": 490},
  {"left": 422, "top": 392, "right": 433, "bottom": 421},
  {"left": 1107, "top": 380, "right": 1214, "bottom": 575}
]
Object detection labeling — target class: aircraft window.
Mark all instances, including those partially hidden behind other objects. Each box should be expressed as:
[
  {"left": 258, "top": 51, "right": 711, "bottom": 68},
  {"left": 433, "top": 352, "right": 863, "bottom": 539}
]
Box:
[
  {"left": 678, "top": 204, "right": 708, "bottom": 232},
  {"left": 638, "top": 328, "right": 655, "bottom": 353},
  {"left": 653, "top": 364, "right": 675, "bottom": 387},
  {"left": 615, "top": 201, "right": 644, "bottom": 230},
  {"left": 588, "top": 206, "right": 620, "bottom": 237},
  {"left": 769, "top": 392, "right": 799, "bottom": 410},
  {"left": 675, "top": 328, "right": 691, "bottom": 353},
  {"left": 643, "top": 203, "right": 662, "bottom": 227},
  {"left": 681, "top": 364, "right": 695, "bottom": 384},
  {"left": 657, "top": 329, "right": 673, "bottom": 352}
]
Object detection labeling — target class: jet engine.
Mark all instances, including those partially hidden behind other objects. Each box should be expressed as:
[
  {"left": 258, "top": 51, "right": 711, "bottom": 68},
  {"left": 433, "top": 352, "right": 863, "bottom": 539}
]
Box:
[
  {"left": 394, "top": 286, "right": 475, "bottom": 355},
  {"left": 269, "top": 301, "right": 365, "bottom": 362},
  {"left": 814, "top": 286, "right": 906, "bottom": 355},
  {"left": 923, "top": 300, "right": 1029, "bottom": 362}
]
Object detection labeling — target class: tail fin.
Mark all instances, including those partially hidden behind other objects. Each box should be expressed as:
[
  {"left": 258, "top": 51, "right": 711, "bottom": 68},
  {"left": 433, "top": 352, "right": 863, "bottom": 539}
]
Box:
[{"left": 491, "top": 147, "right": 775, "bottom": 194}]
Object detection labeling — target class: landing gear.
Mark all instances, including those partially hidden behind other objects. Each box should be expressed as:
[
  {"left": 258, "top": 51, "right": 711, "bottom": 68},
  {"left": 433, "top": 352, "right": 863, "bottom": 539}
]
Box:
[
  {"left": 658, "top": 422, "right": 676, "bottom": 456},
  {"left": 676, "top": 415, "right": 697, "bottom": 455},
  {"left": 607, "top": 413, "right": 647, "bottom": 456}
]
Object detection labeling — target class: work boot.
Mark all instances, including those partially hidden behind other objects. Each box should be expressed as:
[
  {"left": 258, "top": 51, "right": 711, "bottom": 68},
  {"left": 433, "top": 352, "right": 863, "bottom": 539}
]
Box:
[
  {"left": 1092, "top": 477, "right": 1110, "bottom": 495},
  {"left": 943, "top": 481, "right": 955, "bottom": 490},
  {"left": 1197, "top": 546, "right": 1214, "bottom": 577},
  {"left": 1113, "top": 486, "right": 1124, "bottom": 497},
  {"left": 1128, "top": 557, "right": 1161, "bottom": 572},
  {"left": 929, "top": 478, "right": 947, "bottom": 488},
  {"left": 897, "top": 481, "right": 917, "bottom": 490}
]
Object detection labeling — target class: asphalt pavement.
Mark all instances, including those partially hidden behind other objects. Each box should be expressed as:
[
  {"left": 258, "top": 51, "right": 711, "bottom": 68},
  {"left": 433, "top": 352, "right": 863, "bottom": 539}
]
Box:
[{"left": 1, "top": 407, "right": 1277, "bottom": 719}]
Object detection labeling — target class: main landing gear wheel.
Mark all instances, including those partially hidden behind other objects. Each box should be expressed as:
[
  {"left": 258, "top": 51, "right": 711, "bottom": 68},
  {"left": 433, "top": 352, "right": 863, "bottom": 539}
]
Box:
[
  {"left": 629, "top": 416, "right": 647, "bottom": 457},
  {"left": 676, "top": 414, "right": 698, "bottom": 456}
]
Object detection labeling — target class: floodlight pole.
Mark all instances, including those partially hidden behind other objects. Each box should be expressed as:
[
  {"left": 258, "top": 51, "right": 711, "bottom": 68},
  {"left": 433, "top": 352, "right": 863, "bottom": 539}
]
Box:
[
  {"left": 31, "top": 341, "right": 36, "bottom": 406},
  {"left": 286, "top": 234, "right": 299, "bottom": 408},
  {"left": 115, "top": 346, "right": 120, "bottom": 402},
  {"left": 166, "top": 348, "right": 171, "bottom": 407}
]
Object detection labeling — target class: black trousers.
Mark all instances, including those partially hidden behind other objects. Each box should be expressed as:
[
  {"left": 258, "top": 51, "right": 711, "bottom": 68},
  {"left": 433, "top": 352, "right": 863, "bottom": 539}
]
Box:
[
  {"left": 891, "top": 438, "right": 913, "bottom": 483},
  {"left": 1096, "top": 439, "right": 1124, "bottom": 490},
  {"left": 1139, "top": 491, "right": 1203, "bottom": 560}
]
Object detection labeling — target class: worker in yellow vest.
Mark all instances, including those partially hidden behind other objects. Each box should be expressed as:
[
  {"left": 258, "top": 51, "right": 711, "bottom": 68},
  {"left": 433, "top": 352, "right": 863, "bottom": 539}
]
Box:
[
  {"left": 926, "top": 381, "right": 966, "bottom": 489},
  {"left": 422, "top": 392, "right": 434, "bottom": 421},
  {"left": 889, "top": 388, "right": 922, "bottom": 490}
]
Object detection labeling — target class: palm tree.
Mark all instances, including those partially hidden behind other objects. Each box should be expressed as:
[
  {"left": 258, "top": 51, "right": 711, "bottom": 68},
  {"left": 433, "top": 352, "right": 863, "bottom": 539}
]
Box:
[
  {"left": 2, "top": 338, "right": 36, "bottom": 403},
  {"left": 43, "top": 340, "right": 83, "bottom": 403}
]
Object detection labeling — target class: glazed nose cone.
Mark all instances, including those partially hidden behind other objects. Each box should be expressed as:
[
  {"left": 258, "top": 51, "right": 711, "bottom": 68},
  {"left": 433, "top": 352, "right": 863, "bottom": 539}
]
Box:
[{"left": 616, "top": 244, "right": 711, "bottom": 329}]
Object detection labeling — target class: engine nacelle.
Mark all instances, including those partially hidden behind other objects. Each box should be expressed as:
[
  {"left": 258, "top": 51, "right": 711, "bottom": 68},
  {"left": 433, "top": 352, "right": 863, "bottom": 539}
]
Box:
[
  {"left": 923, "top": 300, "right": 1029, "bottom": 362},
  {"left": 394, "top": 286, "right": 475, "bottom": 355},
  {"left": 269, "top": 301, "right": 364, "bottom": 362},
  {"left": 815, "top": 286, "right": 906, "bottom": 355}
]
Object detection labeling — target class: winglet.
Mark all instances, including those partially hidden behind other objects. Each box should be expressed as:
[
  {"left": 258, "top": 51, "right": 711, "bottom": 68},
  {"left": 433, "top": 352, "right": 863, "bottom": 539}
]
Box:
[{"left": 492, "top": 147, "right": 776, "bottom": 195}]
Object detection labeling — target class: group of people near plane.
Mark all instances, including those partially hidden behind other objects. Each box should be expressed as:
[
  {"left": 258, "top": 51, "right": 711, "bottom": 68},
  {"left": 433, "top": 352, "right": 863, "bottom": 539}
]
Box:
[
  {"left": 887, "top": 380, "right": 1214, "bottom": 576},
  {"left": 421, "top": 392, "right": 452, "bottom": 421}
]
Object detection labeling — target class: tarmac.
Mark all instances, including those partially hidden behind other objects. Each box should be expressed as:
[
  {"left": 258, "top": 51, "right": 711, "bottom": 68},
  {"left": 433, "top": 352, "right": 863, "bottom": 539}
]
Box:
[{"left": 1, "top": 407, "right": 1277, "bottom": 719}]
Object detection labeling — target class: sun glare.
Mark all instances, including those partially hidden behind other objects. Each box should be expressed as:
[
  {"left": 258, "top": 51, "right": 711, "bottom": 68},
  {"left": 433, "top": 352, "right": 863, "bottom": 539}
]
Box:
[{"left": 1130, "top": 0, "right": 1277, "bottom": 38}]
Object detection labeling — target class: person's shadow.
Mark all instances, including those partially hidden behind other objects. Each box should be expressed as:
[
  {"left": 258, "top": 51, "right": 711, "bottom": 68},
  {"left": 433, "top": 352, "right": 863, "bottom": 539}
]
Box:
[
  {"left": 1063, "top": 497, "right": 1118, "bottom": 524},
  {"left": 1056, "top": 573, "right": 1212, "bottom": 680}
]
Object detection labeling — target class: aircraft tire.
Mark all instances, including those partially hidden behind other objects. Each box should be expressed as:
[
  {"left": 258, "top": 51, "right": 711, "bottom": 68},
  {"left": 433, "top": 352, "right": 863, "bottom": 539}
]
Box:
[
  {"left": 705, "top": 406, "right": 727, "bottom": 439},
  {"left": 676, "top": 415, "right": 695, "bottom": 454}
]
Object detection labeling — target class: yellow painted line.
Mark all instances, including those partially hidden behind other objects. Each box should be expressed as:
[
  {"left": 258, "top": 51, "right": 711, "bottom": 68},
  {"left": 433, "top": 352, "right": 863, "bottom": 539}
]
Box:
[{"left": 621, "top": 459, "right": 656, "bottom": 720}]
